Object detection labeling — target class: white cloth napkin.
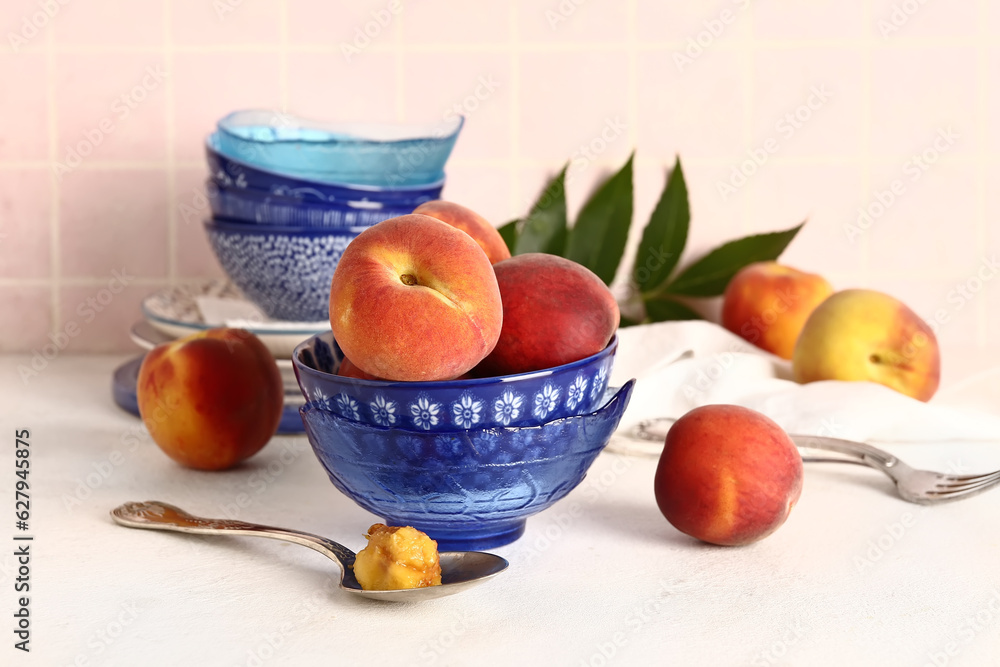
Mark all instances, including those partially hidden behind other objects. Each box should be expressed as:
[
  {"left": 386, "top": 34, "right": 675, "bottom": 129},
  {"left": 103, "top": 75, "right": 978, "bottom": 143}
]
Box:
[{"left": 610, "top": 320, "right": 1000, "bottom": 445}]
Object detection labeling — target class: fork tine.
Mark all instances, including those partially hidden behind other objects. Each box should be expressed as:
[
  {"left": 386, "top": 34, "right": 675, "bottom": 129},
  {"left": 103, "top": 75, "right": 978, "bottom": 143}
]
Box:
[
  {"left": 935, "top": 471, "right": 1000, "bottom": 491},
  {"left": 942, "top": 472, "right": 1000, "bottom": 483},
  {"left": 930, "top": 473, "right": 1000, "bottom": 498}
]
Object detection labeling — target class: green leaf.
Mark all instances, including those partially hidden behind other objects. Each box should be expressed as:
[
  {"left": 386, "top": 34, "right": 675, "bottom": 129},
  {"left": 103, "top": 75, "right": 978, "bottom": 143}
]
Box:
[
  {"left": 619, "top": 315, "right": 642, "bottom": 328},
  {"left": 663, "top": 222, "right": 805, "bottom": 297},
  {"left": 497, "top": 219, "right": 519, "bottom": 255},
  {"left": 564, "top": 153, "right": 635, "bottom": 285},
  {"left": 634, "top": 156, "right": 689, "bottom": 294},
  {"left": 515, "top": 164, "right": 568, "bottom": 256},
  {"left": 644, "top": 297, "right": 704, "bottom": 322}
]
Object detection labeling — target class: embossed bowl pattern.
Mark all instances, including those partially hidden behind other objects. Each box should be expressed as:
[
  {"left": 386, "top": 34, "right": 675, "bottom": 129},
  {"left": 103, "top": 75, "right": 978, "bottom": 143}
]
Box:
[{"left": 300, "top": 380, "right": 635, "bottom": 550}]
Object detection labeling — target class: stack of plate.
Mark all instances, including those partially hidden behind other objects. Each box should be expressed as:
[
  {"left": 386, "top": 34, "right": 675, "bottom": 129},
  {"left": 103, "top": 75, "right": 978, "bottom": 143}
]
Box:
[{"left": 112, "top": 280, "right": 330, "bottom": 434}]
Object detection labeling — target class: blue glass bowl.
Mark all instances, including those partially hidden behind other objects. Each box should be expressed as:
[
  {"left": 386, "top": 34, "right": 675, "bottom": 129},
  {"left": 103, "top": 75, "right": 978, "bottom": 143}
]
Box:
[
  {"left": 300, "top": 380, "right": 635, "bottom": 550},
  {"left": 292, "top": 331, "right": 618, "bottom": 432},
  {"left": 206, "top": 134, "right": 445, "bottom": 207},
  {"left": 206, "top": 180, "right": 426, "bottom": 229},
  {"left": 214, "top": 110, "right": 463, "bottom": 187},
  {"left": 204, "top": 218, "right": 362, "bottom": 322}
]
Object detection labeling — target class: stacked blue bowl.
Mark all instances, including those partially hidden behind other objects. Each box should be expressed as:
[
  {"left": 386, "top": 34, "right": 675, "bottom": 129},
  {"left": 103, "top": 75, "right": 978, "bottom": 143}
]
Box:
[{"left": 203, "top": 110, "right": 463, "bottom": 322}]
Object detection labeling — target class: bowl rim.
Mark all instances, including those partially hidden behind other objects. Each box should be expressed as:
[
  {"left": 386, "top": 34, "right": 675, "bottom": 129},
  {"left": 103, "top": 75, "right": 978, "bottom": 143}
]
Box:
[
  {"left": 203, "top": 217, "right": 369, "bottom": 235},
  {"left": 217, "top": 110, "right": 465, "bottom": 148},
  {"left": 298, "top": 379, "right": 635, "bottom": 434},
  {"left": 205, "top": 133, "right": 448, "bottom": 195},
  {"left": 292, "top": 332, "right": 619, "bottom": 390}
]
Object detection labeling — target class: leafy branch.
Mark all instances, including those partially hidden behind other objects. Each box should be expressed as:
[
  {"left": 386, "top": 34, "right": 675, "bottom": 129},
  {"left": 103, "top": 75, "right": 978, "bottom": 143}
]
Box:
[{"left": 501, "top": 155, "right": 804, "bottom": 325}]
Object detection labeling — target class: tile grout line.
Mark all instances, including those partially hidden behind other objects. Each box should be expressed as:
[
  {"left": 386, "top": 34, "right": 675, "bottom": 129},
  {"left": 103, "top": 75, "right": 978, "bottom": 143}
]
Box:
[
  {"left": 976, "top": 0, "right": 988, "bottom": 347},
  {"left": 279, "top": 0, "right": 289, "bottom": 111},
  {"left": 508, "top": 2, "right": 520, "bottom": 220},
  {"left": 626, "top": 0, "right": 638, "bottom": 154},
  {"left": 860, "top": 1, "right": 873, "bottom": 288},
  {"left": 45, "top": 18, "right": 59, "bottom": 335},
  {"left": 395, "top": 4, "right": 404, "bottom": 122},
  {"left": 739, "top": 6, "right": 754, "bottom": 237},
  {"left": 165, "top": 0, "right": 177, "bottom": 284}
]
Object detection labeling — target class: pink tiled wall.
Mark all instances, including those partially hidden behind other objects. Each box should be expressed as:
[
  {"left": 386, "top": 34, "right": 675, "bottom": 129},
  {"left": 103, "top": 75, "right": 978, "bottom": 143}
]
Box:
[{"left": 1, "top": 0, "right": 997, "bottom": 353}]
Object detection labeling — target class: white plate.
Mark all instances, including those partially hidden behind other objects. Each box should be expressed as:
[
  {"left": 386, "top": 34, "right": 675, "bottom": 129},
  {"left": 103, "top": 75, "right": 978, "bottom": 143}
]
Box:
[
  {"left": 140, "top": 280, "right": 329, "bottom": 359},
  {"left": 130, "top": 321, "right": 301, "bottom": 392}
]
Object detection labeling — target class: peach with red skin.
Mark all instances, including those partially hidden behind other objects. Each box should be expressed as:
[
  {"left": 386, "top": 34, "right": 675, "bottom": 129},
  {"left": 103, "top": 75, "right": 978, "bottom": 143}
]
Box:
[
  {"left": 722, "top": 261, "right": 834, "bottom": 360},
  {"left": 412, "top": 200, "right": 511, "bottom": 264},
  {"left": 329, "top": 214, "right": 503, "bottom": 382},
  {"left": 476, "top": 253, "right": 619, "bottom": 377},
  {"left": 338, "top": 356, "right": 383, "bottom": 380},
  {"left": 654, "top": 405, "right": 803, "bottom": 546},
  {"left": 137, "top": 328, "right": 283, "bottom": 471},
  {"left": 792, "top": 289, "right": 940, "bottom": 401}
]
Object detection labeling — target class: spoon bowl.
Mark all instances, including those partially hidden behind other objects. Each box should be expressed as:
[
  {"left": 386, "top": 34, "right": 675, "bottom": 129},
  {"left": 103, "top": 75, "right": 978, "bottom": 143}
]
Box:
[{"left": 110, "top": 501, "right": 508, "bottom": 602}]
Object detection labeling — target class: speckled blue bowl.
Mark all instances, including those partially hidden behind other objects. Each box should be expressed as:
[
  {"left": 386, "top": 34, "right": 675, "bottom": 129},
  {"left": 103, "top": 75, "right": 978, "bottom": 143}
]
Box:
[
  {"left": 300, "top": 380, "right": 634, "bottom": 550},
  {"left": 292, "top": 331, "right": 618, "bottom": 432},
  {"left": 203, "top": 218, "right": 362, "bottom": 322}
]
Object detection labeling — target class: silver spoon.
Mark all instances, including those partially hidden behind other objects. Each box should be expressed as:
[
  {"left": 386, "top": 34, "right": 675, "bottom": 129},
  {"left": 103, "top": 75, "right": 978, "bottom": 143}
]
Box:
[{"left": 110, "top": 500, "right": 509, "bottom": 602}]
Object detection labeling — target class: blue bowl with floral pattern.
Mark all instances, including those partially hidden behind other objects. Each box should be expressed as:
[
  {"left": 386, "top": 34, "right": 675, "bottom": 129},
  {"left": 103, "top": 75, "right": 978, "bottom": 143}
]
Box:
[
  {"left": 204, "top": 218, "right": 363, "bottom": 322},
  {"left": 300, "top": 380, "right": 634, "bottom": 550},
  {"left": 292, "top": 331, "right": 618, "bottom": 432}
]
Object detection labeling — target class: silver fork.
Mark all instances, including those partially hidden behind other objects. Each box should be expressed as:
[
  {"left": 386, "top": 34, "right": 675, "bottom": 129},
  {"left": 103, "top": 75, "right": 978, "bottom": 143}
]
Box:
[{"left": 632, "top": 419, "right": 1000, "bottom": 505}]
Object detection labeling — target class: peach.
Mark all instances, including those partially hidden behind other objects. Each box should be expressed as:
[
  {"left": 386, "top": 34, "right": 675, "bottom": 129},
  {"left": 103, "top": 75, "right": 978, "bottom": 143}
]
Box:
[
  {"left": 329, "top": 214, "right": 503, "bottom": 381},
  {"left": 722, "top": 261, "right": 834, "bottom": 360},
  {"left": 654, "top": 405, "right": 803, "bottom": 546},
  {"left": 337, "top": 356, "right": 382, "bottom": 381},
  {"left": 792, "top": 288, "right": 940, "bottom": 401},
  {"left": 476, "top": 254, "right": 619, "bottom": 376},
  {"left": 412, "top": 200, "right": 511, "bottom": 264},
  {"left": 137, "top": 328, "right": 283, "bottom": 470}
]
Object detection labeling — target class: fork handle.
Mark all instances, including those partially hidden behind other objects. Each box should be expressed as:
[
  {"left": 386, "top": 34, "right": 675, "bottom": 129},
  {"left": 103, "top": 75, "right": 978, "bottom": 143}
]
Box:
[
  {"left": 787, "top": 434, "right": 899, "bottom": 469},
  {"left": 633, "top": 418, "right": 899, "bottom": 470}
]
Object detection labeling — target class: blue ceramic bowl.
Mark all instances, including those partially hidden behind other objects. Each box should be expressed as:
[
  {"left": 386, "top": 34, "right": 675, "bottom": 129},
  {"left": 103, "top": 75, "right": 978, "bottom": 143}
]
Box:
[
  {"left": 292, "top": 331, "right": 618, "bottom": 432},
  {"left": 206, "top": 134, "right": 445, "bottom": 207},
  {"left": 204, "top": 218, "right": 362, "bottom": 322},
  {"left": 214, "top": 110, "right": 463, "bottom": 187},
  {"left": 206, "top": 180, "right": 426, "bottom": 229},
  {"left": 300, "top": 380, "right": 635, "bottom": 550}
]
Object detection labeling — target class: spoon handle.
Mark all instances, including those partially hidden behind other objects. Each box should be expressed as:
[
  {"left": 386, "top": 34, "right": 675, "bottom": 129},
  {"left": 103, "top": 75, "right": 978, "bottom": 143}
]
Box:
[{"left": 110, "top": 500, "right": 357, "bottom": 570}]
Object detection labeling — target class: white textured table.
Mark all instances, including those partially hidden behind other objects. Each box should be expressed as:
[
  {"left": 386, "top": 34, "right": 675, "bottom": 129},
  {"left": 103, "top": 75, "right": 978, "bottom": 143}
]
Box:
[{"left": 2, "top": 354, "right": 1000, "bottom": 666}]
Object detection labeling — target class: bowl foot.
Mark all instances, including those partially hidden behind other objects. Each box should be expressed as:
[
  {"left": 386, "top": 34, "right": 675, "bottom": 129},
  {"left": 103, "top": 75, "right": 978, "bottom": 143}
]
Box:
[{"left": 383, "top": 518, "right": 527, "bottom": 551}]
